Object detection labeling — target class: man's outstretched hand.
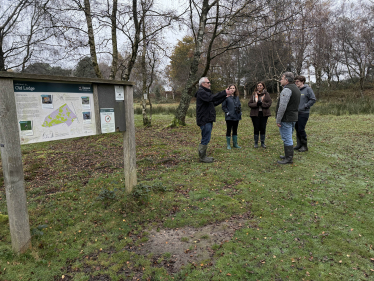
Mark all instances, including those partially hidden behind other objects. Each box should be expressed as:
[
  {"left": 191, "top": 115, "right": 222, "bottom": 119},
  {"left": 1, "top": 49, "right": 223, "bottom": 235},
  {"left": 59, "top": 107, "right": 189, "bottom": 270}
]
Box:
[{"left": 225, "top": 88, "right": 235, "bottom": 96}]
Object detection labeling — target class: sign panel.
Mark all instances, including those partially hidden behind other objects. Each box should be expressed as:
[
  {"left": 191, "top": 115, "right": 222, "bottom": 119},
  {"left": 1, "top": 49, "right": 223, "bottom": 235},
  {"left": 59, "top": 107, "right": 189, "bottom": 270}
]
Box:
[
  {"left": 14, "top": 81, "right": 96, "bottom": 144},
  {"left": 100, "top": 108, "right": 115, "bottom": 133},
  {"left": 115, "top": 86, "right": 125, "bottom": 101}
]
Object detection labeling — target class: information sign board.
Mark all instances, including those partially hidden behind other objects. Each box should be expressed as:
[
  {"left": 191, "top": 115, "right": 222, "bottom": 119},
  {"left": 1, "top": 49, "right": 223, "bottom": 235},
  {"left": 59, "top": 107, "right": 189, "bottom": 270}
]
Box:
[{"left": 14, "top": 81, "right": 96, "bottom": 144}]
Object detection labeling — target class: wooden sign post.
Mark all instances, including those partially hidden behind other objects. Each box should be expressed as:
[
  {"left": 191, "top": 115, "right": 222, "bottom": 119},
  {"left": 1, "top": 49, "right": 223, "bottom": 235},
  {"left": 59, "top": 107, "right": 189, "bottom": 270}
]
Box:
[
  {"left": 0, "top": 78, "right": 31, "bottom": 253},
  {"left": 124, "top": 85, "right": 137, "bottom": 191}
]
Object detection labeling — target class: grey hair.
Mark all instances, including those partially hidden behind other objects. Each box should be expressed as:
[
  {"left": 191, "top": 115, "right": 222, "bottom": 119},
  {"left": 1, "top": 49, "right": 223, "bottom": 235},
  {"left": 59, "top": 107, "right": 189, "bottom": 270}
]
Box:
[
  {"left": 282, "top": 72, "right": 295, "bottom": 83},
  {"left": 199, "top": 77, "right": 208, "bottom": 87}
]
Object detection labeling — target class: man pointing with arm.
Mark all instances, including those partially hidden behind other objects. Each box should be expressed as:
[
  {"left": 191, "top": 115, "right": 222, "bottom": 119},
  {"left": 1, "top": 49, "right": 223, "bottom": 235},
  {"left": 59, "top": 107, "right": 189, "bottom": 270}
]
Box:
[{"left": 195, "top": 77, "right": 234, "bottom": 163}]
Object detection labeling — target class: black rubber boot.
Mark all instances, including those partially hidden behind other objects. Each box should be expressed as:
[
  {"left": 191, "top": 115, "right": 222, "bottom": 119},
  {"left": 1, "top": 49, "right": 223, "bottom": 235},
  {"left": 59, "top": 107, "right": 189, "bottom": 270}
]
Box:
[
  {"left": 294, "top": 134, "right": 302, "bottom": 150},
  {"left": 254, "top": 135, "right": 259, "bottom": 148},
  {"left": 277, "top": 145, "right": 294, "bottom": 164},
  {"left": 198, "top": 144, "right": 214, "bottom": 163},
  {"left": 298, "top": 137, "right": 308, "bottom": 152},
  {"left": 260, "top": 134, "right": 266, "bottom": 148}
]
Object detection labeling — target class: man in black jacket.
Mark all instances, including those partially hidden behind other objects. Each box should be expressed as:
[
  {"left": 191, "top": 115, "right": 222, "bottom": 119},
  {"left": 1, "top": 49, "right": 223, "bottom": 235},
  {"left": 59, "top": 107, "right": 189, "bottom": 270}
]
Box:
[{"left": 195, "top": 77, "right": 233, "bottom": 163}]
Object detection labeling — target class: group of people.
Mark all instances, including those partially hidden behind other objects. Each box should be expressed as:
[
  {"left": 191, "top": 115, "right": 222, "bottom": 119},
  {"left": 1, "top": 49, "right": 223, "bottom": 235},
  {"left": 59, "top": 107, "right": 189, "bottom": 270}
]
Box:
[{"left": 195, "top": 72, "right": 316, "bottom": 164}]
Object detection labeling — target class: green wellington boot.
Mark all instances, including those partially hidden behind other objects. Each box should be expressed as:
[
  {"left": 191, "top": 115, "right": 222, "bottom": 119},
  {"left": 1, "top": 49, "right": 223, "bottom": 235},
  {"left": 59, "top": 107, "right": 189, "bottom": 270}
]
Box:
[
  {"left": 226, "top": 136, "right": 231, "bottom": 149},
  {"left": 232, "top": 135, "right": 241, "bottom": 148},
  {"left": 198, "top": 144, "right": 214, "bottom": 163}
]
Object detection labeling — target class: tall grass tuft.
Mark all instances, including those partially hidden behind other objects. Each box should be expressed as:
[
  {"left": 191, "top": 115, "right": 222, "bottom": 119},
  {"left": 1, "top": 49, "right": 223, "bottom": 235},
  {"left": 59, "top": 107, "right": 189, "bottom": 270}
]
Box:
[
  {"left": 135, "top": 96, "right": 374, "bottom": 118},
  {"left": 134, "top": 105, "right": 196, "bottom": 117},
  {"left": 312, "top": 97, "right": 374, "bottom": 115}
]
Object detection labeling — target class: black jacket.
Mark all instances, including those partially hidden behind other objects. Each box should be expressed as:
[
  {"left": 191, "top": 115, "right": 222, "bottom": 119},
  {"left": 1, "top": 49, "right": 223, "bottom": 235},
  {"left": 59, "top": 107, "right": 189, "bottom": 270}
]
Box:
[
  {"left": 195, "top": 86, "right": 227, "bottom": 126},
  {"left": 222, "top": 96, "right": 242, "bottom": 121}
]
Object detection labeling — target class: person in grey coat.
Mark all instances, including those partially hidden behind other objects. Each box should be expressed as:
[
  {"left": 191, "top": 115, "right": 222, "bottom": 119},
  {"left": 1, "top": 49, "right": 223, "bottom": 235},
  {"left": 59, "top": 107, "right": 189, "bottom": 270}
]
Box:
[
  {"left": 222, "top": 84, "right": 242, "bottom": 149},
  {"left": 294, "top": 75, "right": 317, "bottom": 152},
  {"left": 276, "top": 72, "right": 301, "bottom": 164}
]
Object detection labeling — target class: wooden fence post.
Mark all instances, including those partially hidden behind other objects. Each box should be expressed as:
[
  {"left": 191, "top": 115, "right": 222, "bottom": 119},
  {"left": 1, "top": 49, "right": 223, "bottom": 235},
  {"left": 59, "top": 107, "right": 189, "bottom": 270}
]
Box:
[
  {"left": 0, "top": 78, "right": 31, "bottom": 253},
  {"left": 123, "top": 85, "right": 137, "bottom": 192}
]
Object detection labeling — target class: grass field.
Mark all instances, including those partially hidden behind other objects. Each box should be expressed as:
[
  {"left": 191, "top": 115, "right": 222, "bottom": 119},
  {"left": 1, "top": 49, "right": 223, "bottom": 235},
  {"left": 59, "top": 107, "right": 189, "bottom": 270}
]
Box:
[{"left": 1, "top": 108, "right": 374, "bottom": 280}]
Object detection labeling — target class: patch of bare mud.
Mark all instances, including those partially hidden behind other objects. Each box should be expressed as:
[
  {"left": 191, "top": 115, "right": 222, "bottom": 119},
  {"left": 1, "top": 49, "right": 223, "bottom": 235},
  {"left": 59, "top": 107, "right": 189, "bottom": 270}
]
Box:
[{"left": 128, "top": 212, "right": 255, "bottom": 274}]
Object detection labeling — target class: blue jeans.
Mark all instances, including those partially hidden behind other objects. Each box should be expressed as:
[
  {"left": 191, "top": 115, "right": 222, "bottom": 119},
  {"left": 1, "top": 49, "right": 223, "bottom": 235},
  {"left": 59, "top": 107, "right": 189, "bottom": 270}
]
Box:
[
  {"left": 279, "top": 122, "right": 295, "bottom": 146},
  {"left": 200, "top": 122, "right": 213, "bottom": 145}
]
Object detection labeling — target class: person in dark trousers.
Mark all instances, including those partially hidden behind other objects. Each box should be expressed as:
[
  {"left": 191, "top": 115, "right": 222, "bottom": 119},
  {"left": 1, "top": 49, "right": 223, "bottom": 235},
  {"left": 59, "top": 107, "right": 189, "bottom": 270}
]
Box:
[
  {"left": 222, "top": 84, "right": 242, "bottom": 149},
  {"left": 195, "top": 77, "right": 234, "bottom": 163},
  {"left": 294, "top": 75, "right": 317, "bottom": 152},
  {"left": 248, "top": 82, "right": 272, "bottom": 148},
  {"left": 276, "top": 72, "right": 301, "bottom": 164}
]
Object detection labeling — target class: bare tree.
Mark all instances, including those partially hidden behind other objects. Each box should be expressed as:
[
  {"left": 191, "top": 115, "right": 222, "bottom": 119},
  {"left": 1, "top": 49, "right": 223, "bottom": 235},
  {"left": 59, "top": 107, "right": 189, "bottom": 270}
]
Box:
[
  {"left": 0, "top": 0, "right": 54, "bottom": 71},
  {"left": 109, "top": 0, "right": 118, "bottom": 79},
  {"left": 291, "top": 0, "right": 320, "bottom": 75},
  {"left": 336, "top": 2, "right": 374, "bottom": 96},
  {"left": 82, "top": 0, "right": 102, "bottom": 78},
  {"left": 172, "top": 0, "right": 296, "bottom": 126},
  {"left": 119, "top": 0, "right": 178, "bottom": 81}
]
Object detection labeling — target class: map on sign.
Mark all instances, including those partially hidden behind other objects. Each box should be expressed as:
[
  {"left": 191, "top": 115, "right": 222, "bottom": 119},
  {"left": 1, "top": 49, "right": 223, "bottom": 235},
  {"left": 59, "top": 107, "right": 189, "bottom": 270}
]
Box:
[
  {"left": 14, "top": 81, "right": 96, "bottom": 144},
  {"left": 42, "top": 104, "right": 78, "bottom": 127}
]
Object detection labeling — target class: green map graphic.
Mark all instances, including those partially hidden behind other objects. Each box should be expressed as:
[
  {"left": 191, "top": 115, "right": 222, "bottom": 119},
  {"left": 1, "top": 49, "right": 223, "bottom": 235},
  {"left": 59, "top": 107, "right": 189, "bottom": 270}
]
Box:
[{"left": 42, "top": 103, "right": 77, "bottom": 127}]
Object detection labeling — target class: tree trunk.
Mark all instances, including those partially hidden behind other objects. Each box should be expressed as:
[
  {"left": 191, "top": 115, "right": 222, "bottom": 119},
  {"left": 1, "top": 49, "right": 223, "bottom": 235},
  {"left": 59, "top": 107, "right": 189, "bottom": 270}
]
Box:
[
  {"left": 123, "top": 0, "right": 141, "bottom": 81},
  {"left": 307, "top": 63, "right": 311, "bottom": 84},
  {"left": 109, "top": 0, "right": 118, "bottom": 80},
  {"left": 148, "top": 89, "right": 153, "bottom": 125},
  {"left": 0, "top": 45, "right": 5, "bottom": 71},
  {"left": 83, "top": 0, "right": 102, "bottom": 78},
  {"left": 141, "top": 21, "right": 150, "bottom": 126},
  {"left": 359, "top": 76, "right": 364, "bottom": 97},
  {"left": 295, "top": 16, "right": 307, "bottom": 75},
  {"left": 315, "top": 67, "right": 322, "bottom": 99},
  {"left": 172, "top": 0, "right": 211, "bottom": 126},
  {"left": 327, "top": 69, "right": 331, "bottom": 88}
]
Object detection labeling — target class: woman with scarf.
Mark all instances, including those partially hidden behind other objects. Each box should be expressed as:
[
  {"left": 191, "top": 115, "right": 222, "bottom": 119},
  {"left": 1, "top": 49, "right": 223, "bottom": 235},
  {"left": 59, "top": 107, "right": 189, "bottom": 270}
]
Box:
[{"left": 248, "top": 82, "right": 272, "bottom": 148}]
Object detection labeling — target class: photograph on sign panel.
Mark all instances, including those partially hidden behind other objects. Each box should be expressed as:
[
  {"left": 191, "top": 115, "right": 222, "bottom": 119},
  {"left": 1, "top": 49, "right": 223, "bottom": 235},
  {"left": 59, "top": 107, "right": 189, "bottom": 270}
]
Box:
[
  {"left": 81, "top": 96, "right": 91, "bottom": 110},
  {"left": 19, "top": 120, "right": 34, "bottom": 136},
  {"left": 41, "top": 95, "right": 53, "bottom": 109}
]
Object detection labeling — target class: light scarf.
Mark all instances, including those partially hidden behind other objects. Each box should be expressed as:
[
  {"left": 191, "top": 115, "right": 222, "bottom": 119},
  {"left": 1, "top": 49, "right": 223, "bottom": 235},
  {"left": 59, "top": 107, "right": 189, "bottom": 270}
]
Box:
[{"left": 254, "top": 91, "right": 265, "bottom": 102}]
